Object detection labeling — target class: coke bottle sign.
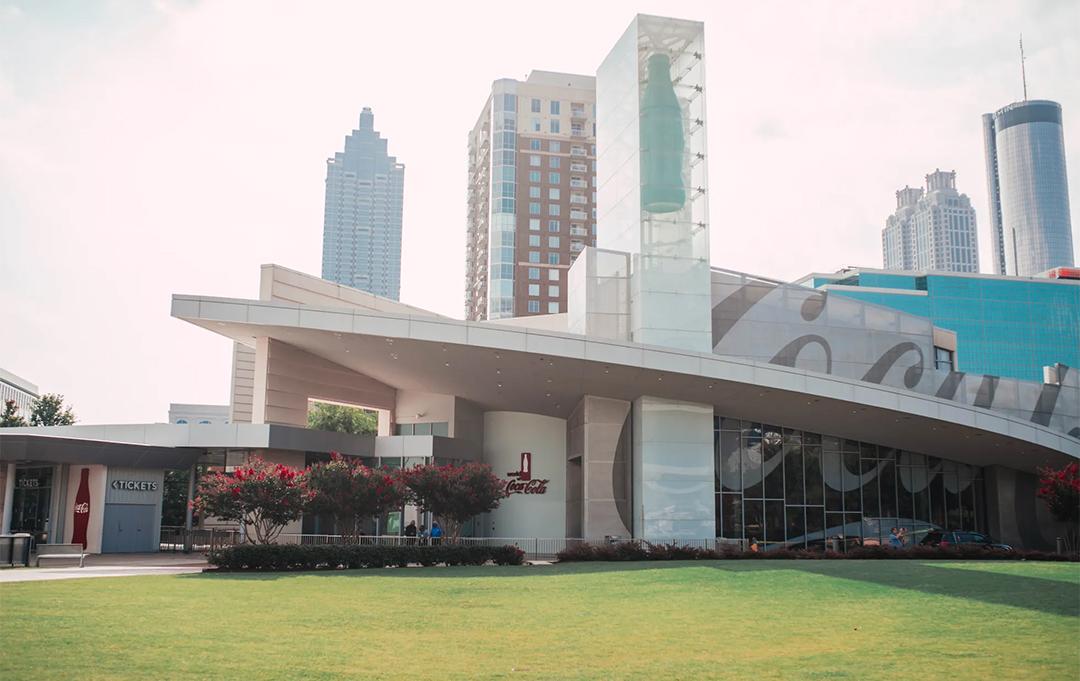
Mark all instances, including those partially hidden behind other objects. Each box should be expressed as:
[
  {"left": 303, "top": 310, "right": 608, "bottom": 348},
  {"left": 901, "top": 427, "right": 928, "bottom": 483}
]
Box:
[{"left": 504, "top": 452, "right": 549, "bottom": 495}]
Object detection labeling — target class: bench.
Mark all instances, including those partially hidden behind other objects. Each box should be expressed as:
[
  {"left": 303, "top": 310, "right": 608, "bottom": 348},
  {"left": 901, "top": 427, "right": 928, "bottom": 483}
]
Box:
[{"left": 34, "top": 544, "right": 86, "bottom": 568}]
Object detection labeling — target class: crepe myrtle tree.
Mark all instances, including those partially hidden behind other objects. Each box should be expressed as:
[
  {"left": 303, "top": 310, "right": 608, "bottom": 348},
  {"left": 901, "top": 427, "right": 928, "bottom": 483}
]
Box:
[
  {"left": 192, "top": 457, "right": 310, "bottom": 544},
  {"left": 306, "top": 452, "right": 406, "bottom": 541},
  {"left": 401, "top": 462, "right": 509, "bottom": 541},
  {"left": 1037, "top": 462, "right": 1080, "bottom": 552}
]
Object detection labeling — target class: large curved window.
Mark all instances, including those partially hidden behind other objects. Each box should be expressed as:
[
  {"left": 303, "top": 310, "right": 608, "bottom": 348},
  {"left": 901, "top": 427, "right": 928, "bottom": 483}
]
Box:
[{"left": 715, "top": 416, "right": 983, "bottom": 550}]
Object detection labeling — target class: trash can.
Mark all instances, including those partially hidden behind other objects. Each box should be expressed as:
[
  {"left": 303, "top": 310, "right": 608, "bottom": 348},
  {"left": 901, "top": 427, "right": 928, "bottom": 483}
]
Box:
[{"left": 1, "top": 533, "right": 33, "bottom": 567}]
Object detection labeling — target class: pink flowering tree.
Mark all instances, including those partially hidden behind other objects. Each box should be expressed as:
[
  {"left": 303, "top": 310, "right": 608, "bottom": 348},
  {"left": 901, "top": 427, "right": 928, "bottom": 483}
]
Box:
[
  {"left": 306, "top": 452, "right": 406, "bottom": 541},
  {"left": 192, "top": 457, "right": 309, "bottom": 544},
  {"left": 401, "top": 462, "right": 508, "bottom": 541},
  {"left": 1037, "top": 462, "right": 1080, "bottom": 552}
]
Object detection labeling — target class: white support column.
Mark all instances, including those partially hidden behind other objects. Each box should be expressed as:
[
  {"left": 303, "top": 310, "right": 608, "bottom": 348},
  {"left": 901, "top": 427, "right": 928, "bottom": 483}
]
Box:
[{"left": 2, "top": 463, "right": 15, "bottom": 534}]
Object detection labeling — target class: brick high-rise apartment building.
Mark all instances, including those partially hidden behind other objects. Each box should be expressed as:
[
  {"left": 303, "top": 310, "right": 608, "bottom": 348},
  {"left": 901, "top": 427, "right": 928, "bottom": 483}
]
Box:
[{"left": 465, "top": 72, "right": 597, "bottom": 320}]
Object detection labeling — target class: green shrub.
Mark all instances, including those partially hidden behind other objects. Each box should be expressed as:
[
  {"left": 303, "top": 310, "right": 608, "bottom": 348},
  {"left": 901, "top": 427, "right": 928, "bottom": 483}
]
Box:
[
  {"left": 555, "top": 541, "right": 1077, "bottom": 563},
  {"left": 207, "top": 543, "right": 525, "bottom": 571}
]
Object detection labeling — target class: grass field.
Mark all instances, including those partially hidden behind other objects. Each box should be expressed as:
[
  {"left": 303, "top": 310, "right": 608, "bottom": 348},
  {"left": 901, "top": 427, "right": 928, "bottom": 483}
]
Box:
[{"left": 1, "top": 560, "right": 1078, "bottom": 680}]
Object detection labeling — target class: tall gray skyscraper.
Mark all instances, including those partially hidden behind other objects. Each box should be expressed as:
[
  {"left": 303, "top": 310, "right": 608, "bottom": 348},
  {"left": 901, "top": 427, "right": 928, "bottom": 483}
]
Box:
[
  {"left": 322, "top": 107, "right": 404, "bottom": 299},
  {"left": 982, "top": 100, "right": 1074, "bottom": 276},
  {"left": 882, "top": 170, "right": 979, "bottom": 273}
]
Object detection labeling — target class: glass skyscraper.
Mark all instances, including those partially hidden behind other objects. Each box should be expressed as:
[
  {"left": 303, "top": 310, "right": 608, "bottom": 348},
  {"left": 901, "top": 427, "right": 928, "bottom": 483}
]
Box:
[
  {"left": 322, "top": 107, "right": 404, "bottom": 299},
  {"left": 982, "top": 100, "right": 1074, "bottom": 276}
]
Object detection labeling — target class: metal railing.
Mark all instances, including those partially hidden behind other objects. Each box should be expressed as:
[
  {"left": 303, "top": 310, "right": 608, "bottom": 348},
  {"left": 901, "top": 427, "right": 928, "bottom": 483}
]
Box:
[
  {"left": 159, "top": 527, "right": 241, "bottom": 553},
  {"left": 160, "top": 529, "right": 746, "bottom": 560}
]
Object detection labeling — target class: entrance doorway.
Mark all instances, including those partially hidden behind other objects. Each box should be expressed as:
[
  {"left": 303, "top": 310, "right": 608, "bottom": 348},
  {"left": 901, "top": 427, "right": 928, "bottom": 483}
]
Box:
[
  {"left": 101, "top": 503, "right": 157, "bottom": 553},
  {"left": 11, "top": 467, "right": 54, "bottom": 545}
]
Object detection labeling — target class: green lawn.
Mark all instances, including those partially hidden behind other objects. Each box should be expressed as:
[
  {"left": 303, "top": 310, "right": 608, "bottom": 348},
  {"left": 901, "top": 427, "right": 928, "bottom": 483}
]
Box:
[{"left": 2, "top": 560, "right": 1078, "bottom": 680}]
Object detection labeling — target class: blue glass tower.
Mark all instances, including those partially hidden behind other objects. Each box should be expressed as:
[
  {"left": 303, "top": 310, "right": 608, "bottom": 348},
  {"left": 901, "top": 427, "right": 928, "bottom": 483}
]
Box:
[
  {"left": 322, "top": 108, "right": 404, "bottom": 299},
  {"left": 982, "top": 100, "right": 1074, "bottom": 276}
]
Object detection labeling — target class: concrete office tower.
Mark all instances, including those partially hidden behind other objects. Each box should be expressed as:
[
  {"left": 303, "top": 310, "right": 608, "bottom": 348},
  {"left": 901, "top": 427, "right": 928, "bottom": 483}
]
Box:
[
  {"left": 882, "top": 186, "right": 923, "bottom": 271},
  {"left": 597, "top": 15, "right": 714, "bottom": 540},
  {"left": 322, "top": 107, "right": 404, "bottom": 299},
  {"left": 465, "top": 72, "right": 597, "bottom": 321},
  {"left": 0, "top": 368, "right": 38, "bottom": 418},
  {"left": 983, "top": 100, "right": 1074, "bottom": 275},
  {"left": 882, "top": 170, "right": 979, "bottom": 273}
]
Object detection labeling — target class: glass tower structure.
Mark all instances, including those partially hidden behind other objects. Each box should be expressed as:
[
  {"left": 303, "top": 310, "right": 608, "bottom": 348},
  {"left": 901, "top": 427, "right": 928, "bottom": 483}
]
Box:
[
  {"left": 598, "top": 15, "right": 715, "bottom": 541},
  {"left": 982, "top": 100, "right": 1074, "bottom": 276},
  {"left": 808, "top": 269, "right": 1080, "bottom": 382},
  {"left": 322, "top": 107, "right": 405, "bottom": 299}
]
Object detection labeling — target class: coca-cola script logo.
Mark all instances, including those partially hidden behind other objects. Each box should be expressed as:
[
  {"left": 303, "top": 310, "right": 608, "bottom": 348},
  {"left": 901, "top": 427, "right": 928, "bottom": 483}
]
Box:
[
  {"left": 74, "top": 502, "right": 89, "bottom": 514},
  {"left": 505, "top": 452, "right": 549, "bottom": 495}
]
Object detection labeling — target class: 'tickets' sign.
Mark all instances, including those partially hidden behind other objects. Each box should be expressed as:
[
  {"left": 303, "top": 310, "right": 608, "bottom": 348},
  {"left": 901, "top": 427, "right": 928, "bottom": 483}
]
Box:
[
  {"left": 111, "top": 480, "right": 159, "bottom": 492},
  {"left": 504, "top": 452, "right": 549, "bottom": 495}
]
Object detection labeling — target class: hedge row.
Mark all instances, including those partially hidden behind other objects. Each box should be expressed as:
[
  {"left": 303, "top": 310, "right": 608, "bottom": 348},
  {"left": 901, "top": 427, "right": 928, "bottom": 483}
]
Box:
[
  {"left": 556, "top": 542, "right": 1077, "bottom": 562},
  {"left": 207, "top": 543, "right": 526, "bottom": 571}
]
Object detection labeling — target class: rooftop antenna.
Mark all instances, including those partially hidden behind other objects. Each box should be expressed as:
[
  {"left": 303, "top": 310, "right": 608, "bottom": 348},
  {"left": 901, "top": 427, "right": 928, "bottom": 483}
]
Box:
[{"left": 1020, "top": 33, "right": 1028, "bottom": 101}]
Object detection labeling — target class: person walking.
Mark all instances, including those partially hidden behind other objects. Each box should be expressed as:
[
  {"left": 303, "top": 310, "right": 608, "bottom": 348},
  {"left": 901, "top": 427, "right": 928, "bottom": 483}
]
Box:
[
  {"left": 888, "top": 527, "right": 903, "bottom": 549},
  {"left": 430, "top": 521, "right": 443, "bottom": 546},
  {"left": 405, "top": 520, "right": 417, "bottom": 545}
]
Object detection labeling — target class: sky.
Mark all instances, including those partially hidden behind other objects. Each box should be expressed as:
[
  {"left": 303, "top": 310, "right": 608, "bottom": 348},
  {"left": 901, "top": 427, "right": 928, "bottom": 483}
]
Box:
[{"left": 1, "top": 0, "right": 1078, "bottom": 425}]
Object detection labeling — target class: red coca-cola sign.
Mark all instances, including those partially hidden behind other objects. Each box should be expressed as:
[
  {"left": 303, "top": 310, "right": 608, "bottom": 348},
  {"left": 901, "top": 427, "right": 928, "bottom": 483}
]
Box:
[
  {"left": 71, "top": 468, "right": 91, "bottom": 549},
  {"left": 505, "top": 452, "right": 549, "bottom": 495}
]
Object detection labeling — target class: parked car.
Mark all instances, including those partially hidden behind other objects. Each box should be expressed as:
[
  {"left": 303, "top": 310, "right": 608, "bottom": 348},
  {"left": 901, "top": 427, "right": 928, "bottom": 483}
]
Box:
[{"left": 920, "top": 530, "right": 1013, "bottom": 552}]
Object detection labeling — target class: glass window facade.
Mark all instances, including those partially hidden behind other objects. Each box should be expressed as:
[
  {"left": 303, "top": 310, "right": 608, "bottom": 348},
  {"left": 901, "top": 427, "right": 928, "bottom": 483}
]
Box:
[
  {"left": 714, "top": 416, "right": 984, "bottom": 550},
  {"left": 827, "top": 272, "right": 1080, "bottom": 382}
]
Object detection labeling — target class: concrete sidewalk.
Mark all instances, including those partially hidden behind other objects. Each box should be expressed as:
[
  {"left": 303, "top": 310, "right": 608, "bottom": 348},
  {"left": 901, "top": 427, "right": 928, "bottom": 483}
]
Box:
[{"left": 0, "top": 552, "right": 207, "bottom": 583}]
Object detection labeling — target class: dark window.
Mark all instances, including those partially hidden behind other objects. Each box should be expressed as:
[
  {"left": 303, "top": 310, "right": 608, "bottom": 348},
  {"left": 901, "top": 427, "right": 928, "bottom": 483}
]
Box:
[
  {"left": 804, "top": 446, "right": 824, "bottom": 505},
  {"left": 824, "top": 451, "right": 843, "bottom": 511},
  {"left": 765, "top": 500, "right": 785, "bottom": 545},
  {"left": 743, "top": 500, "right": 764, "bottom": 542},
  {"left": 720, "top": 494, "right": 742, "bottom": 539},
  {"left": 785, "top": 506, "right": 805, "bottom": 547},
  {"left": 783, "top": 444, "right": 804, "bottom": 505},
  {"left": 763, "top": 427, "right": 784, "bottom": 499},
  {"left": 934, "top": 346, "right": 954, "bottom": 371}
]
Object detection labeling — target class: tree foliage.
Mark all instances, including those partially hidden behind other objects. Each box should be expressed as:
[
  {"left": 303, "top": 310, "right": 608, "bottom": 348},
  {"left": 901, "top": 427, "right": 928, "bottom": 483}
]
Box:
[
  {"left": 306, "top": 452, "right": 406, "bottom": 539},
  {"left": 307, "top": 401, "right": 377, "bottom": 435},
  {"left": 1037, "top": 463, "right": 1080, "bottom": 524},
  {"left": 1, "top": 399, "right": 27, "bottom": 427},
  {"left": 192, "top": 458, "right": 309, "bottom": 544},
  {"left": 401, "top": 462, "right": 508, "bottom": 540},
  {"left": 29, "top": 393, "right": 76, "bottom": 426},
  {"left": 1037, "top": 462, "right": 1080, "bottom": 553}
]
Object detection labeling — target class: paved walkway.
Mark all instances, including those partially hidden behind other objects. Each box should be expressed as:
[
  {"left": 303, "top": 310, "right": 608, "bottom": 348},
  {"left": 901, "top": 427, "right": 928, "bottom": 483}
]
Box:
[{"left": 0, "top": 552, "right": 207, "bottom": 583}]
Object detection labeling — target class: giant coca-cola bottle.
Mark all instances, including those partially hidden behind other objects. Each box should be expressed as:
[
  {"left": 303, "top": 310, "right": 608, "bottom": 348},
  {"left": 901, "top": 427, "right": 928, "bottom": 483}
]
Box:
[
  {"left": 640, "top": 52, "right": 686, "bottom": 214},
  {"left": 71, "top": 468, "right": 91, "bottom": 549}
]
